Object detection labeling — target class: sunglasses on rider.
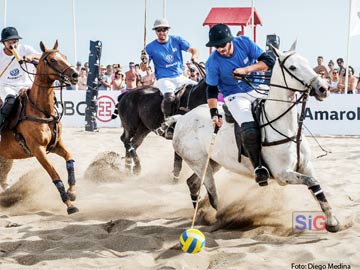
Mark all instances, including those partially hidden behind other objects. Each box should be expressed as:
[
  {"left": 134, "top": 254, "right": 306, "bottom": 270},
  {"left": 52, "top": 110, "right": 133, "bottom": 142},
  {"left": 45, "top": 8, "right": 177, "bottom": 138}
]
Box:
[
  {"left": 215, "top": 42, "right": 228, "bottom": 49},
  {"left": 155, "top": 28, "right": 169, "bottom": 33}
]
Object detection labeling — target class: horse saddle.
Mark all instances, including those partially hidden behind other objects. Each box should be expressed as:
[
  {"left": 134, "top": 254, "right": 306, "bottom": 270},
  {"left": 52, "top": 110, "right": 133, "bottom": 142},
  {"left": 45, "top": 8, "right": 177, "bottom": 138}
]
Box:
[
  {"left": 0, "top": 89, "right": 28, "bottom": 130},
  {"left": 172, "top": 84, "right": 192, "bottom": 115}
]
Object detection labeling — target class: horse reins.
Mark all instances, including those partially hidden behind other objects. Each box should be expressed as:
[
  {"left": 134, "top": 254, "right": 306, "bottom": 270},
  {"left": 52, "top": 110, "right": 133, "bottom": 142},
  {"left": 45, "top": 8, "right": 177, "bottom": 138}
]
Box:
[
  {"left": 178, "top": 60, "right": 206, "bottom": 113},
  {"left": 234, "top": 52, "right": 320, "bottom": 171}
]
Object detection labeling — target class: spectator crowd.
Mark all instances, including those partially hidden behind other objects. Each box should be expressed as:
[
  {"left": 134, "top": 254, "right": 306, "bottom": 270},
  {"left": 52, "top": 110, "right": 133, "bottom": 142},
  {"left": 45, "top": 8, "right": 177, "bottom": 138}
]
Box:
[
  {"left": 313, "top": 56, "right": 360, "bottom": 94},
  {"left": 65, "top": 59, "right": 204, "bottom": 92}
]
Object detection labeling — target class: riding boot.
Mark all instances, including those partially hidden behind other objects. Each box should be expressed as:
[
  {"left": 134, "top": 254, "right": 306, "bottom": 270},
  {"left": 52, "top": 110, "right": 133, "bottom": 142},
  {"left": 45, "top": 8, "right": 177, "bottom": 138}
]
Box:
[
  {"left": 0, "top": 94, "right": 16, "bottom": 136},
  {"left": 161, "top": 92, "right": 175, "bottom": 140},
  {"left": 239, "top": 121, "right": 270, "bottom": 186}
]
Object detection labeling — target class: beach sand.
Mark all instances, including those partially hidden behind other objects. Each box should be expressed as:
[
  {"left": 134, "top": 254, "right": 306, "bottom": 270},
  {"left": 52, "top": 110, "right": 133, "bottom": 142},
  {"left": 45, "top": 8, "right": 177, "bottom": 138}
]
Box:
[{"left": 0, "top": 128, "right": 359, "bottom": 270}]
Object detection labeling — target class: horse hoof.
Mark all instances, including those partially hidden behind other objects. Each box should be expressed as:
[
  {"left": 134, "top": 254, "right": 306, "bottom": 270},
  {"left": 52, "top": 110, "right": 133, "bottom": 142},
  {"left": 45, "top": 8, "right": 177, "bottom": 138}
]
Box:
[
  {"left": 67, "top": 206, "right": 79, "bottom": 215},
  {"left": 326, "top": 217, "right": 340, "bottom": 233},
  {"left": 67, "top": 191, "right": 76, "bottom": 201},
  {"left": 133, "top": 168, "right": 141, "bottom": 176},
  {"left": 258, "top": 181, "right": 268, "bottom": 187},
  {"left": 173, "top": 175, "right": 180, "bottom": 183}
]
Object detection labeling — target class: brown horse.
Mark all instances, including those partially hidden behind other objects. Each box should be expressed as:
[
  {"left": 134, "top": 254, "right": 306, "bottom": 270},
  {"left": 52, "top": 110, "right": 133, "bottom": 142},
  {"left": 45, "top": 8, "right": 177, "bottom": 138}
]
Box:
[{"left": 0, "top": 40, "right": 79, "bottom": 214}]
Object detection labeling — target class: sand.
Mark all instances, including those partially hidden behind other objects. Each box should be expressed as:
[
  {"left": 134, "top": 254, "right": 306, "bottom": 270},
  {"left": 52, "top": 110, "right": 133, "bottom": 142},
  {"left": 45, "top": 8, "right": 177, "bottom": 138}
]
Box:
[{"left": 0, "top": 128, "right": 359, "bottom": 270}]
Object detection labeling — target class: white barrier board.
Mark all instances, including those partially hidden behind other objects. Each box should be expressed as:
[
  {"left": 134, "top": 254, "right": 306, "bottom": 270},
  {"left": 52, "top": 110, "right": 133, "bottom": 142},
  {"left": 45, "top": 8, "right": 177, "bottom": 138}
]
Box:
[{"left": 55, "top": 91, "right": 360, "bottom": 135}]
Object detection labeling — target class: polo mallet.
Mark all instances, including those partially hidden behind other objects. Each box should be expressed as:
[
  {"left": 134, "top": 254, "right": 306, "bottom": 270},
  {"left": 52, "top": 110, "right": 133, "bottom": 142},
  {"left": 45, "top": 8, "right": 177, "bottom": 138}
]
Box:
[
  {"left": 0, "top": 45, "right": 21, "bottom": 78},
  {"left": 143, "top": 0, "right": 147, "bottom": 49},
  {"left": 9, "top": 45, "right": 23, "bottom": 64},
  {"left": 191, "top": 122, "right": 220, "bottom": 228},
  {"left": 179, "top": 121, "right": 220, "bottom": 254},
  {"left": 140, "top": 0, "right": 148, "bottom": 65}
]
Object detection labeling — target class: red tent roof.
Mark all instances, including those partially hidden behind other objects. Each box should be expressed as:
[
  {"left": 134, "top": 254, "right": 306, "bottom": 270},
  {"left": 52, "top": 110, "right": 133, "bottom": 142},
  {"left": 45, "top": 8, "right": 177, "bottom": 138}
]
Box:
[{"left": 203, "top": 7, "right": 262, "bottom": 26}]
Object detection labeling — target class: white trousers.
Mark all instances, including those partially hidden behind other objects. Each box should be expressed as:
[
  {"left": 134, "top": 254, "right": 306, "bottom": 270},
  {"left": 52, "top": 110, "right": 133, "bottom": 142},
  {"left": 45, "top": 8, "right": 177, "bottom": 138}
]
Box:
[
  {"left": 223, "top": 90, "right": 264, "bottom": 126},
  {"left": 155, "top": 75, "right": 197, "bottom": 95},
  {"left": 0, "top": 86, "right": 20, "bottom": 102}
]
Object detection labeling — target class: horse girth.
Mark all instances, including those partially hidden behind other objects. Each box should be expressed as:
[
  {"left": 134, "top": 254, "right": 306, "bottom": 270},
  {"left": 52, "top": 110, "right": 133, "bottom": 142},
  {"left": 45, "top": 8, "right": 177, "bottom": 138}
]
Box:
[{"left": 13, "top": 95, "right": 61, "bottom": 155}]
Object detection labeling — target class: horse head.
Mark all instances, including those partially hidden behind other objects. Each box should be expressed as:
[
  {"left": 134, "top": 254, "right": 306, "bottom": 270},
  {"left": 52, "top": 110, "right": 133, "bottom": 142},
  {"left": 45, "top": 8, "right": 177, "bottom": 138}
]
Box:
[
  {"left": 271, "top": 42, "right": 329, "bottom": 101},
  {"left": 38, "top": 40, "right": 78, "bottom": 85}
]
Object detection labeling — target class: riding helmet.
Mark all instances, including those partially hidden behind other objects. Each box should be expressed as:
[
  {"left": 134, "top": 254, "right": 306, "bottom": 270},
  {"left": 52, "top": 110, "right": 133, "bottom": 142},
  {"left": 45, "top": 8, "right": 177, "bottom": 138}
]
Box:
[
  {"left": 0, "top": 26, "right": 22, "bottom": 42},
  {"left": 206, "top": 24, "right": 233, "bottom": 47}
]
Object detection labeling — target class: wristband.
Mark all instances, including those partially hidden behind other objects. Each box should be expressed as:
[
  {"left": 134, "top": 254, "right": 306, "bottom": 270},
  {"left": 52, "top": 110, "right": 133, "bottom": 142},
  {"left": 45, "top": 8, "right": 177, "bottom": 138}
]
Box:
[{"left": 210, "top": 108, "right": 219, "bottom": 118}]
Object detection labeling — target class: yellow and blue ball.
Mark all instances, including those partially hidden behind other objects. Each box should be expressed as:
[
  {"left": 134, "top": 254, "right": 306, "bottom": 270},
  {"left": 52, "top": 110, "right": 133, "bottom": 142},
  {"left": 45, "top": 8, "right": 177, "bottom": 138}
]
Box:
[{"left": 179, "top": 228, "right": 206, "bottom": 254}]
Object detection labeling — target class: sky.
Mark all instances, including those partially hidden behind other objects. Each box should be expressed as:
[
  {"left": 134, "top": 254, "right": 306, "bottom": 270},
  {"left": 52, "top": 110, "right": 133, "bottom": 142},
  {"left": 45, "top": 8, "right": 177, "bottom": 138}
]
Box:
[{"left": 1, "top": 0, "right": 360, "bottom": 73}]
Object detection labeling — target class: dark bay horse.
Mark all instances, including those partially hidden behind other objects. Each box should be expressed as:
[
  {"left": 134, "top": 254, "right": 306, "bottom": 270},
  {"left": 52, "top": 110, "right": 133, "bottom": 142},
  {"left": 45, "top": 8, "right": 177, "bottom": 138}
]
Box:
[
  {"left": 117, "top": 78, "right": 207, "bottom": 178},
  {"left": 0, "top": 41, "right": 79, "bottom": 215}
]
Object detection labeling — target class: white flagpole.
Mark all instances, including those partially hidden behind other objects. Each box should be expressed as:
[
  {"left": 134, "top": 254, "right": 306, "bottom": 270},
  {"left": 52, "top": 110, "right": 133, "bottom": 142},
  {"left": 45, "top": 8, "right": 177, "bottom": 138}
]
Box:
[
  {"left": 251, "top": 0, "right": 255, "bottom": 41},
  {"left": 4, "top": 0, "right": 7, "bottom": 27},
  {"left": 72, "top": 0, "right": 78, "bottom": 66},
  {"left": 344, "top": 0, "right": 353, "bottom": 94},
  {"left": 163, "top": 0, "right": 167, "bottom": 18}
]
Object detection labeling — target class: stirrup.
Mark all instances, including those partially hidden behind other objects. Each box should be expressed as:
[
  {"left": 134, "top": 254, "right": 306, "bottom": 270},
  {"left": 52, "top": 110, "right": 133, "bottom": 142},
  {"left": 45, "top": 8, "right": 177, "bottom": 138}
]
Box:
[{"left": 254, "top": 166, "right": 269, "bottom": 186}]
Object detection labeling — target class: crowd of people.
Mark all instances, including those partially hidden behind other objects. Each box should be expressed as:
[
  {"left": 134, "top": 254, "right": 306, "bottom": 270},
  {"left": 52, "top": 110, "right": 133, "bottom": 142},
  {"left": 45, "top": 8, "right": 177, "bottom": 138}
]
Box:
[
  {"left": 70, "top": 59, "right": 204, "bottom": 92},
  {"left": 313, "top": 56, "right": 360, "bottom": 94}
]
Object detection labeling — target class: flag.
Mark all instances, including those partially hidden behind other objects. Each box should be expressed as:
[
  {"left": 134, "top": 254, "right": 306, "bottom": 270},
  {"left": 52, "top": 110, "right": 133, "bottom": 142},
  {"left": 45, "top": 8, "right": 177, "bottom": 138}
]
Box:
[{"left": 350, "top": 0, "right": 360, "bottom": 36}]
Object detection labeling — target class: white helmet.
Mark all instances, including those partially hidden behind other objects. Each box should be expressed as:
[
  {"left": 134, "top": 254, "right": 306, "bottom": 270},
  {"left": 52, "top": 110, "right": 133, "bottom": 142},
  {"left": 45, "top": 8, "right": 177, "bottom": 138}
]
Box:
[{"left": 152, "top": 18, "right": 171, "bottom": 30}]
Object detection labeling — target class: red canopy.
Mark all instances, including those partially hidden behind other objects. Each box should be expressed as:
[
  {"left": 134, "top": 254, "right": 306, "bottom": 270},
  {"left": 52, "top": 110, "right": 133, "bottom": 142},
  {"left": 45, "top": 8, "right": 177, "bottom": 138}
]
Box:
[
  {"left": 203, "top": 7, "right": 262, "bottom": 27},
  {"left": 203, "top": 7, "right": 262, "bottom": 46}
]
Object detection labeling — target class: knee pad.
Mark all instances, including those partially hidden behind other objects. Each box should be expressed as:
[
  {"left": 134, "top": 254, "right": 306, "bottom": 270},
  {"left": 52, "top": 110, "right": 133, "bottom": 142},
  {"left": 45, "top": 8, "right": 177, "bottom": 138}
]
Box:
[{"left": 240, "top": 121, "right": 260, "bottom": 145}]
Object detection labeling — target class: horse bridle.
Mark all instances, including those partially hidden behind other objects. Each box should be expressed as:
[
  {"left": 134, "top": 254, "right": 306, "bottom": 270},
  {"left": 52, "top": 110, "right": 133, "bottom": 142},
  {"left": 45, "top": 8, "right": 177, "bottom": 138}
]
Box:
[
  {"left": 40, "top": 50, "right": 74, "bottom": 84},
  {"left": 19, "top": 49, "right": 75, "bottom": 89}
]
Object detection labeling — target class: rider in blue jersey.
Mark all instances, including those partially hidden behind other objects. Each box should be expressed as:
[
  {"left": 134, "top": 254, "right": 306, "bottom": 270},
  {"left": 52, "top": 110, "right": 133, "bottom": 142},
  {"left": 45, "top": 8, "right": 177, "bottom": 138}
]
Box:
[
  {"left": 140, "top": 18, "right": 198, "bottom": 139},
  {"left": 205, "top": 24, "right": 275, "bottom": 186}
]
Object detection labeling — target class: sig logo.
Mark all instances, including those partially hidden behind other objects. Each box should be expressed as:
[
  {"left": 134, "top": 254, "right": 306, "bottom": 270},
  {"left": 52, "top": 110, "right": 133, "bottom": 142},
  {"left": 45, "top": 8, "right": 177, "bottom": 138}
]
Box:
[
  {"left": 292, "top": 211, "right": 326, "bottom": 235},
  {"left": 97, "top": 95, "right": 116, "bottom": 122}
]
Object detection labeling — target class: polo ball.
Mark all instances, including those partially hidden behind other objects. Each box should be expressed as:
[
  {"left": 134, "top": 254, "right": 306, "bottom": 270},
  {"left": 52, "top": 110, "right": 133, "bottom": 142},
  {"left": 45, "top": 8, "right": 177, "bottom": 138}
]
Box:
[{"left": 179, "top": 228, "right": 206, "bottom": 254}]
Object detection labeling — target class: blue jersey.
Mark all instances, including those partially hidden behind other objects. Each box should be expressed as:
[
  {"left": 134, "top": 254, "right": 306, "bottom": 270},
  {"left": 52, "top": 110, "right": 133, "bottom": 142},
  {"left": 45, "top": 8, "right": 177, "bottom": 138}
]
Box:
[
  {"left": 146, "top": 35, "right": 190, "bottom": 80},
  {"left": 205, "top": 36, "right": 264, "bottom": 97}
]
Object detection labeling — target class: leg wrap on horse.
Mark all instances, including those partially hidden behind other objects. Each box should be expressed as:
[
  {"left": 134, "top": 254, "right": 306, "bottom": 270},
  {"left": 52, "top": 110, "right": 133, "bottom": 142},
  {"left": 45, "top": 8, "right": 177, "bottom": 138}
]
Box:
[
  {"left": 240, "top": 121, "right": 269, "bottom": 185},
  {"left": 53, "top": 180, "right": 70, "bottom": 202},
  {"left": 309, "top": 184, "right": 327, "bottom": 203},
  {"left": 66, "top": 160, "right": 76, "bottom": 186},
  {"left": 161, "top": 92, "right": 175, "bottom": 118},
  {"left": 0, "top": 94, "right": 16, "bottom": 133}
]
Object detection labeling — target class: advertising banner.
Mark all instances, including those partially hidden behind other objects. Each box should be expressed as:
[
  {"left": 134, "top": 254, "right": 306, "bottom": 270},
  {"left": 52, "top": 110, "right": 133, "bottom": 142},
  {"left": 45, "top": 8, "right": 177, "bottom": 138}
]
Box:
[{"left": 55, "top": 91, "right": 360, "bottom": 135}]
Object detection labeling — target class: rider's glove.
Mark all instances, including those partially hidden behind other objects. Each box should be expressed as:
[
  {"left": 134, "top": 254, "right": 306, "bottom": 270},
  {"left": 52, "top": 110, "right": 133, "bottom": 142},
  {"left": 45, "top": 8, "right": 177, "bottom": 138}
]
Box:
[{"left": 140, "top": 49, "right": 148, "bottom": 65}]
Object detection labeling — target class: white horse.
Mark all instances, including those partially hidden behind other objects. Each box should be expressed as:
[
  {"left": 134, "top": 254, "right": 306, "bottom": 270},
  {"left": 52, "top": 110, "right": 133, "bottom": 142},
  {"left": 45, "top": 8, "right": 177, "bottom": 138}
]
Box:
[{"left": 172, "top": 44, "right": 340, "bottom": 233}]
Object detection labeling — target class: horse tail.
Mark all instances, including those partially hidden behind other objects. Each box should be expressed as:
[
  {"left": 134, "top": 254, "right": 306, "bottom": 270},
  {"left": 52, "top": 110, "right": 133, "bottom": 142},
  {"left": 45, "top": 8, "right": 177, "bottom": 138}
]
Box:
[{"left": 111, "top": 91, "right": 127, "bottom": 120}]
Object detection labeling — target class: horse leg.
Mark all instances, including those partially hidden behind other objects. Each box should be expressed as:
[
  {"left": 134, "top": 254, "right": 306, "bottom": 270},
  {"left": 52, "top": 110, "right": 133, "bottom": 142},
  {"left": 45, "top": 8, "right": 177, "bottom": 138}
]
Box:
[
  {"left": 131, "top": 125, "right": 150, "bottom": 176},
  {"left": 275, "top": 170, "right": 340, "bottom": 232},
  {"left": 120, "top": 130, "right": 133, "bottom": 175},
  {"left": 0, "top": 156, "right": 13, "bottom": 191},
  {"left": 186, "top": 159, "right": 221, "bottom": 210},
  {"left": 172, "top": 152, "right": 183, "bottom": 183},
  {"left": 32, "top": 146, "right": 79, "bottom": 215},
  {"left": 51, "top": 140, "right": 77, "bottom": 202}
]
